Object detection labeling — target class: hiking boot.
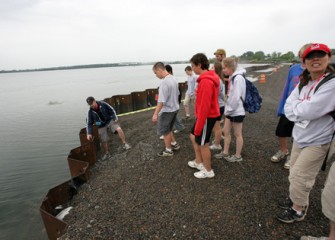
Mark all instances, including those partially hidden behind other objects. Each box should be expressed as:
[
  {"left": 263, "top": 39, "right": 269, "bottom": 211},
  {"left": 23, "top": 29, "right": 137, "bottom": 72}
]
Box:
[
  {"left": 101, "top": 152, "right": 111, "bottom": 161},
  {"left": 226, "top": 155, "right": 243, "bottom": 162},
  {"left": 187, "top": 160, "right": 204, "bottom": 170},
  {"left": 214, "top": 151, "right": 229, "bottom": 159},
  {"left": 171, "top": 143, "right": 180, "bottom": 151},
  {"left": 300, "top": 236, "right": 328, "bottom": 240},
  {"left": 284, "top": 155, "right": 291, "bottom": 169},
  {"left": 209, "top": 144, "right": 222, "bottom": 151},
  {"left": 277, "top": 207, "right": 307, "bottom": 223},
  {"left": 157, "top": 149, "right": 174, "bottom": 157},
  {"left": 194, "top": 169, "right": 215, "bottom": 179},
  {"left": 271, "top": 150, "right": 289, "bottom": 162},
  {"left": 278, "top": 196, "right": 293, "bottom": 209},
  {"left": 123, "top": 143, "right": 131, "bottom": 150}
]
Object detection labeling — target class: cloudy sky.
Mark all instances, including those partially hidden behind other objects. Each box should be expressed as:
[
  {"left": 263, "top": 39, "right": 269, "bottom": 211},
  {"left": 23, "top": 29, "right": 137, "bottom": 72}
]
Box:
[{"left": 1, "top": 0, "right": 334, "bottom": 70}]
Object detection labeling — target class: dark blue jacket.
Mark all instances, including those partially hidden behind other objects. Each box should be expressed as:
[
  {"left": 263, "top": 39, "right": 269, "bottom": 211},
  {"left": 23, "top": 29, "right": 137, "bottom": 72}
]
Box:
[{"left": 86, "top": 101, "right": 118, "bottom": 135}]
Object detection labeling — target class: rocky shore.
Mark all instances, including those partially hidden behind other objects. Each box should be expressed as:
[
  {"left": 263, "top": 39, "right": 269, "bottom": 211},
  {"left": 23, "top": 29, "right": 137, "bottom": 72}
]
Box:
[{"left": 60, "top": 65, "right": 334, "bottom": 240}]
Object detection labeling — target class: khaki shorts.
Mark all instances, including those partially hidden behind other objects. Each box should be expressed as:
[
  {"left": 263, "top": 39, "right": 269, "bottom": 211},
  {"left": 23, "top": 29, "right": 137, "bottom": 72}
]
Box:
[
  {"left": 322, "top": 142, "right": 335, "bottom": 221},
  {"left": 98, "top": 120, "right": 120, "bottom": 142}
]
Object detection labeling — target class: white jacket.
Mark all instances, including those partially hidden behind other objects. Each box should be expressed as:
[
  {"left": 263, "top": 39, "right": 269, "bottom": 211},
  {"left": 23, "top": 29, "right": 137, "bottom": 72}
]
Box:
[{"left": 224, "top": 68, "right": 246, "bottom": 117}]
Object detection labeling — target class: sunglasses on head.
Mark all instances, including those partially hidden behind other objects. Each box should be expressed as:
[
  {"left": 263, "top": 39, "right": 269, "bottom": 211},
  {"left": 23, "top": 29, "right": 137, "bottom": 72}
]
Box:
[{"left": 305, "top": 51, "right": 327, "bottom": 60}]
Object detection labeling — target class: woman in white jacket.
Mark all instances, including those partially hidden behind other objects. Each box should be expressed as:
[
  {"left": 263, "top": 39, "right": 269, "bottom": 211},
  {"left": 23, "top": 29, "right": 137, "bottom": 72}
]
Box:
[
  {"left": 277, "top": 43, "right": 335, "bottom": 224},
  {"left": 215, "top": 57, "right": 246, "bottom": 162}
]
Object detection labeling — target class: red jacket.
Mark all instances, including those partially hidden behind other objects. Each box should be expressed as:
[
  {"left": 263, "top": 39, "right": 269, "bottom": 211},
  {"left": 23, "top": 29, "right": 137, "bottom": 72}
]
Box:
[{"left": 194, "top": 70, "right": 220, "bottom": 136}]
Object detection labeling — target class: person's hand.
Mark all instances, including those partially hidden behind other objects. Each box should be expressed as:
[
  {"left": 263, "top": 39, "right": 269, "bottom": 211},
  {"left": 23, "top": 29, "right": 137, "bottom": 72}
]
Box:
[
  {"left": 152, "top": 114, "right": 158, "bottom": 123},
  {"left": 87, "top": 134, "right": 93, "bottom": 141}
]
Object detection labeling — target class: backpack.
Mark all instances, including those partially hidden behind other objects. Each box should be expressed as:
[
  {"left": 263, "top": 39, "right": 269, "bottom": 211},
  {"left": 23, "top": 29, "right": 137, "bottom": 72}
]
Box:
[{"left": 232, "top": 74, "right": 262, "bottom": 113}]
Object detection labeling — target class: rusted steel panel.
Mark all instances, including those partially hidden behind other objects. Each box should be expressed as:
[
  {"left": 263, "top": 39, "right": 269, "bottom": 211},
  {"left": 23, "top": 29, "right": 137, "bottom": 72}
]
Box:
[
  {"left": 111, "top": 95, "right": 133, "bottom": 114},
  {"left": 79, "top": 127, "right": 100, "bottom": 152},
  {"left": 103, "top": 97, "right": 117, "bottom": 109},
  {"left": 67, "top": 158, "right": 90, "bottom": 181},
  {"left": 146, "top": 88, "right": 158, "bottom": 107},
  {"left": 131, "top": 91, "right": 148, "bottom": 110},
  {"left": 40, "top": 209, "right": 68, "bottom": 240},
  {"left": 68, "top": 141, "right": 97, "bottom": 166}
]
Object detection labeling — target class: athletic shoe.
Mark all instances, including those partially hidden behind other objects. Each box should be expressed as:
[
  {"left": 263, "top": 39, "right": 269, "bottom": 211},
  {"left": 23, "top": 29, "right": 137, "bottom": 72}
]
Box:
[
  {"left": 278, "top": 196, "right": 293, "bottom": 209},
  {"left": 173, "top": 127, "right": 185, "bottom": 134},
  {"left": 157, "top": 149, "right": 174, "bottom": 157},
  {"left": 226, "top": 155, "right": 243, "bottom": 162},
  {"left": 123, "top": 143, "right": 131, "bottom": 150},
  {"left": 209, "top": 144, "right": 222, "bottom": 150},
  {"left": 187, "top": 160, "right": 204, "bottom": 170},
  {"left": 171, "top": 143, "right": 180, "bottom": 151},
  {"left": 101, "top": 152, "right": 111, "bottom": 161},
  {"left": 277, "top": 207, "right": 307, "bottom": 223},
  {"left": 284, "top": 155, "right": 291, "bottom": 169},
  {"left": 214, "top": 151, "right": 229, "bottom": 159},
  {"left": 300, "top": 236, "right": 328, "bottom": 240},
  {"left": 271, "top": 150, "right": 289, "bottom": 162},
  {"left": 159, "top": 135, "right": 164, "bottom": 140},
  {"left": 194, "top": 169, "right": 215, "bottom": 179}
]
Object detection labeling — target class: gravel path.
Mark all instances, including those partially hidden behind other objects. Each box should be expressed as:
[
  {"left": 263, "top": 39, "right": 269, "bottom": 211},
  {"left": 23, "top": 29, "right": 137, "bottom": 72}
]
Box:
[{"left": 60, "top": 65, "right": 334, "bottom": 240}]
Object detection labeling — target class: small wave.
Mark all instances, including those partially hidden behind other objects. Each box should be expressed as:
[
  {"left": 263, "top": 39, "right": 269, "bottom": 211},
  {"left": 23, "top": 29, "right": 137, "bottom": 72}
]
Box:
[{"left": 48, "top": 101, "right": 63, "bottom": 105}]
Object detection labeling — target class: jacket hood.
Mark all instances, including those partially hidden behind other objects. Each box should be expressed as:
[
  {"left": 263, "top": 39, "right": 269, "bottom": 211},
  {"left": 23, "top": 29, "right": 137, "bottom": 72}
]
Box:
[
  {"left": 197, "top": 70, "right": 220, "bottom": 87},
  {"left": 231, "top": 68, "right": 246, "bottom": 78}
]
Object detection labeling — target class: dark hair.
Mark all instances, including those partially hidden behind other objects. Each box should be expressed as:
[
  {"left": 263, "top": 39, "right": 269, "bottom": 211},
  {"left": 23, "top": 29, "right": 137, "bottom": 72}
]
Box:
[
  {"left": 165, "top": 64, "right": 173, "bottom": 74},
  {"left": 153, "top": 62, "right": 165, "bottom": 70},
  {"left": 300, "top": 64, "right": 335, "bottom": 87},
  {"left": 190, "top": 53, "right": 209, "bottom": 70},
  {"left": 185, "top": 66, "right": 192, "bottom": 71},
  {"left": 214, "top": 61, "right": 223, "bottom": 80}
]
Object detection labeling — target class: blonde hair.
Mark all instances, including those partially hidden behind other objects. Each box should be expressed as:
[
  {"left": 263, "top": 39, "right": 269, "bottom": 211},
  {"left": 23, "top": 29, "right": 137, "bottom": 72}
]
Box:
[
  {"left": 223, "top": 57, "right": 239, "bottom": 72},
  {"left": 298, "top": 43, "right": 312, "bottom": 58}
]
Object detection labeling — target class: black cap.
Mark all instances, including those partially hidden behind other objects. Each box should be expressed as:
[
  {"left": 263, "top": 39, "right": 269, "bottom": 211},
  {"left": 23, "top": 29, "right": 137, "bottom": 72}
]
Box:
[{"left": 86, "top": 96, "right": 95, "bottom": 105}]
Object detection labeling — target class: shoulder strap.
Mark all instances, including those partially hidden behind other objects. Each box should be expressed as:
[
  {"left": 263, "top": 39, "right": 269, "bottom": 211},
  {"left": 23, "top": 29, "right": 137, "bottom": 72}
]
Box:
[{"left": 315, "top": 72, "right": 335, "bottom": 92}]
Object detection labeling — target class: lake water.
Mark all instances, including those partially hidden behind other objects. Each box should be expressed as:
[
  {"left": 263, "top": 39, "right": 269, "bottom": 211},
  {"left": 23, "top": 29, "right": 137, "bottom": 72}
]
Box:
[{"left": 0, "top": 63, "right": 260, "bottom": 239}]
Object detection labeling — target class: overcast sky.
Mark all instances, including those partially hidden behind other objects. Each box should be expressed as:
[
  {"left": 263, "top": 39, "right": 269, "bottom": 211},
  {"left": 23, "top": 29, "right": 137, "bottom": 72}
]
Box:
[{"left": 1, "top": 0, "right": 334, "bottom": 70}]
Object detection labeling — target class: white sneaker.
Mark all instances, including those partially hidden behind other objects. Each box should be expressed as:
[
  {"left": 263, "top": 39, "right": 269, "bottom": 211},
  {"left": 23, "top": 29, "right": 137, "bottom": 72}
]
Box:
[
  {"left": 159, "top": 135, "right": 164, "bottom": 140},
  {"left": 187, "top": 160, "right": 204, "bottom": 170},
  {"left": 284, "top": 155, "right": 290, "bottom": 169},
  {"left": 194, "top": 169, "right": 215, "bottom": 179},
  {"left": 271, "top": 150, "right": 289, "bottom": 162},
  {"left": 123, "top": 143, "right": 131, "bottom": 150},
  {"left": 209, "top": 144, "right": 222, "bottom": 150},
  {"left": 101, "top": 152, "right": 111, "bottom": 161}
]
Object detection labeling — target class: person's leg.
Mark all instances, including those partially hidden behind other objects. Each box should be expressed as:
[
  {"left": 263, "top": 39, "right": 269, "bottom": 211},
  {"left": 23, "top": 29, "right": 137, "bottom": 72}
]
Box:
[
  {"left": 190, "top": 133, "right": 202, "bottom": 164},
  {"left": 330, "top": 220, "right": 335, "bottom": 240},
  {"left": 98, "top": 127, "right": 110, "bottom": 154},
  {"left": 223, "top": 117, "right": 232, "bottom": 155},
  {"left": 183, "top": 94, "right": 191, "bottom": 117},
  {"left": 102, "top": 141, "right": 109, "bottom": 154},
  {"left": 233, "top": 122, "right": 243, "bottom": 157},
  {"left": 163, "top": 132, "right": 172, "bottom": 150},
  {"left": 213, "top": 121, "right": 222, "bottom": 146},
  {"left": 200, "top": 143, "right": 212, "bottom": 171},
  {"left": 116, "top": 127, "right": 126, "bottom": 144}
]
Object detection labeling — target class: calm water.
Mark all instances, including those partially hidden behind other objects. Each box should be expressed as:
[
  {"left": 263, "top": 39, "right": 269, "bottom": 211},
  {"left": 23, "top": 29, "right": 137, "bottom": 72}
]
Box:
[{"left": 0, "top": 63, "right": 257, "bottom": 239}]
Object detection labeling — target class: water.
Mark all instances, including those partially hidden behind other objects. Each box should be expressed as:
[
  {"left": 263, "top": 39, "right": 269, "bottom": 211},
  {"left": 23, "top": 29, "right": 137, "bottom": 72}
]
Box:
[{"left": 0, "top": 63, "right": 261, "bottom": 239}]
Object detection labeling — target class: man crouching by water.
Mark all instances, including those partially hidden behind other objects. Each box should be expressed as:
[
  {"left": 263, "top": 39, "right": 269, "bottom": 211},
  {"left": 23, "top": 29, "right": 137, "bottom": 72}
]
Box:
[
  {"left": 152, "top": 62, "right": 181, "bottom": 157},
  {"left": 86, "top": 96, "right": 131, "bottom": 161}
]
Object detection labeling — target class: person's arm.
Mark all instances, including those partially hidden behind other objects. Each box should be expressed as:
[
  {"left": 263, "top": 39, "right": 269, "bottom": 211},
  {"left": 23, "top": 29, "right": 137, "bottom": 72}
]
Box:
[
  {"left": 152, "top": 102, "right": 163, "bottom": 123},
  {"left": 86, "top": 110, "right": 94, "bottom": 140}
]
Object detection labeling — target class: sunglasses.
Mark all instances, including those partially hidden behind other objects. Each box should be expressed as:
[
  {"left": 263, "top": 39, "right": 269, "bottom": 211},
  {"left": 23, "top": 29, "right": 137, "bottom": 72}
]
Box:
[{"left": 305, "top": 51, "right": 327, "bottom": 60}]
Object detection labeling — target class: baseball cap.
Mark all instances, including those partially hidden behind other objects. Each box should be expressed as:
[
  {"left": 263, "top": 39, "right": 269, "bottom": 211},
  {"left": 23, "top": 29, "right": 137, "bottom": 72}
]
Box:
[
  {"left": 86, "top": 96, "right": 95, "bottom": 105},
  {"left": 302, "top": 43, "right": 331, "bottom": 60},
  {"left": 214, "top": 49, "right": 226, "bottom": 56}
]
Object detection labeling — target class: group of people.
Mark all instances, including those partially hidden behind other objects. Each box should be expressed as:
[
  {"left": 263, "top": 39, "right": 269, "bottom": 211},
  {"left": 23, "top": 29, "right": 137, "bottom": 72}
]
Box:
[{"left": 85, "top": 43, "right": 335, "bottom": 240}]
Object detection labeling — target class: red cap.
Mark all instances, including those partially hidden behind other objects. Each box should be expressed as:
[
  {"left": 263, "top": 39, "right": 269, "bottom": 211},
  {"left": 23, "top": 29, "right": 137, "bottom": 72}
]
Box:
[{"left": 302, "top": 43, "right": 331, "bottom": 60}]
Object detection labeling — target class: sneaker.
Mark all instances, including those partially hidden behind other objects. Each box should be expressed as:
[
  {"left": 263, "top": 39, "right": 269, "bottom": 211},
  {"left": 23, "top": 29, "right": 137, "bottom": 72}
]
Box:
[
  {"left": 278, "top": 196, "right": 293, "bottom": 209},
  {"left": 277, "top": 207, "right": 307, "bottom": 223},
  {"left": 209, "top": 144, "right": 222, "bottom": 150},
  {"left": 194, "top": 169, "right": 215, "bottom": 179},
  {"left": 101, "top": 152, "right": 111, "bottom": 161},
  {"left": 171, "top": 143, "right": 180, "bottom": 151},
  {"left": 123, "top": 143, "right": 131, "bottom": 150},
  {"left": 157, "top": 149, "right": 174, "bottom": 157},
  {"left": 214, "top": 151, "right": 229, "bottom": 159},
  {"left": 159, "top": 135, "right": 164, "bottom": 140},
  {"left": 284, "top": 155, "right": 291, "bottom": 169},
  {"left": 173, "top": 128, "right": 185, "bottom": 134},
  {"left": 185, "top": 114, "right": 190, "bottom": 119},
  {"left": 271, "top": 150, "right": 289, "bottom": 162},
  {"left": 300, "top": 236, "right": 328, "bottom": 240},
  {"left": 226, "top": 155, "right": 243, "bottom": 162},
  {"left": 187, "top": 160, "right": 204, "bottom": 170}
]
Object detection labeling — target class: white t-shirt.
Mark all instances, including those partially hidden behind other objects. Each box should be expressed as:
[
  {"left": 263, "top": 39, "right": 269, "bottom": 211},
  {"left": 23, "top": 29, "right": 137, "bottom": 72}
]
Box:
[{"left": 158, "top": 74, "right": 180, "bottom": 113}]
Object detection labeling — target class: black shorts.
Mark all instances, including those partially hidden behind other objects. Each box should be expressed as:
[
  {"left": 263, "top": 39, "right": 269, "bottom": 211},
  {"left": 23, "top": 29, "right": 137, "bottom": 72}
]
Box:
[
  {"left": 191, "top": 117, "right": 217, "bottom": 146},
  {"left": 225, "top": 115, "right": 245, "bottom": 123},
  {"left": 215, "top": 106, "right": 225, "bottom": 121},
  {"left": 275, "top": 115, "right": 294, "bottom": 137}
]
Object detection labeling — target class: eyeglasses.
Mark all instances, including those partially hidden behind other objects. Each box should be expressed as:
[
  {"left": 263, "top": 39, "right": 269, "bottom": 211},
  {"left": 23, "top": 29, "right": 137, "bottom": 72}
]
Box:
[{"left": 305, "top": 51, "right": 327, "bottom": 60}]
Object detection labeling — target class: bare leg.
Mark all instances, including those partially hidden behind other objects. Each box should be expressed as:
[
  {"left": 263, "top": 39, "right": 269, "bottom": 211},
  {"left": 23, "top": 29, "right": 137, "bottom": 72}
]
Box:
[
  {"left": 190, "top": 134, "right": 202, "bottom": 164},
  {"left": 116, "top": 128, "right": 126, "bottom": 144},
  {"left": 163, "top": 132, "right": 172, "bottom": 149},
  {"left": 329, "top": 220, "right": 335, "bottom": 240},
  {"left": 279, "top": 137, "right": 289, "bottom": 153},
  {"left": 102, "top": 141, "right": 109, "bottom": 154},
  {"left": 233, "top": 122, "right": 243, "bottom": 157},
  {"left": 213, "top": 121, "right": 221, "bottom": 146},
  {"left": 200, "top": 144, "right": 212, "bottom": 171},
  {"left": 223, "top": 118, "right": 232, "bottom": 155}
]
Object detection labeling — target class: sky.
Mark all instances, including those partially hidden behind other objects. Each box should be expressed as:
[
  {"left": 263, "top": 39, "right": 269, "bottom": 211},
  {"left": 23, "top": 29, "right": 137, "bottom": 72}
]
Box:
[{"left": 1, "top": 0, "right": 335, "bottom": 70}]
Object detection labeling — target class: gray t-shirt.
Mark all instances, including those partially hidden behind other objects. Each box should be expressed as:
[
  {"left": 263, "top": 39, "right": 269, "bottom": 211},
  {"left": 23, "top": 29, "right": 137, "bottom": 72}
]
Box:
[{"left": 158, "top": 74, "right": 180, "bottom": 113}]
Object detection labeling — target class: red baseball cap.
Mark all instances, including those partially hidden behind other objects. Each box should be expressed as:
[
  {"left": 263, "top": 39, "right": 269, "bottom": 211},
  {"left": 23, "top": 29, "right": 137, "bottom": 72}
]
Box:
[{"left": 302, "top": 43, "right": 331, "bottom": 60}]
